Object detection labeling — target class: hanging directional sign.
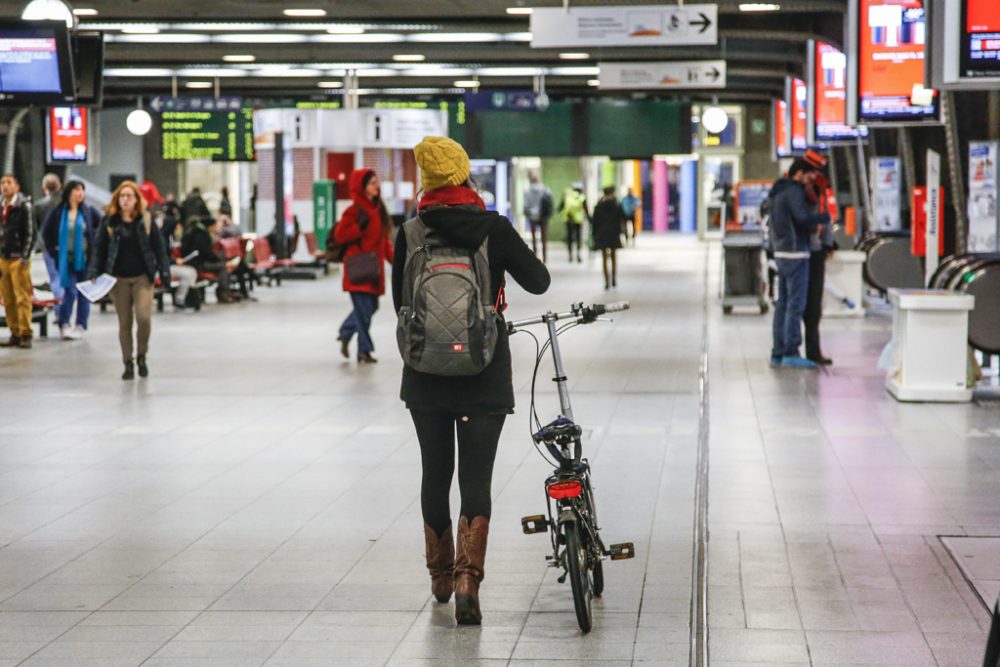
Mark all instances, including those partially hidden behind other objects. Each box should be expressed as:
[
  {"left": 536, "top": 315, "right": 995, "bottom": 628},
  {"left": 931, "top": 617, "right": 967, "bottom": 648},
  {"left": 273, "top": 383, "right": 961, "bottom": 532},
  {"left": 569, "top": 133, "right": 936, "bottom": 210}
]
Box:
[
  {"left": 148, "top": 96, "right": 244, "bottom": 113},
  {"left": 599, "top": 61, "right": 726, "bottom": 90},
  {"left": 531, "top": 4, "right": 718, "bottom": 48}
]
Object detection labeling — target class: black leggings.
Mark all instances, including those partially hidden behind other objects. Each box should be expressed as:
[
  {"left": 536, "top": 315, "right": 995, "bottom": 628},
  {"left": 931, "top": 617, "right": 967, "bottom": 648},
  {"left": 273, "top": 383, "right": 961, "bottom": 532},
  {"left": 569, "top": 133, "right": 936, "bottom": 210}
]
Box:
[{"left": 410, "top": 410, "right": 506, "bottom": 537}]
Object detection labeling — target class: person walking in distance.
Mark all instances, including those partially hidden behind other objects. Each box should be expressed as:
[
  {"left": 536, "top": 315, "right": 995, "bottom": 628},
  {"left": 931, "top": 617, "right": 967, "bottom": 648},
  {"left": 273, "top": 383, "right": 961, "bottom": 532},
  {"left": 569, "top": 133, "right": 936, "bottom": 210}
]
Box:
[
  {"left": 560, "top": 182, "right": 588, "bottom": 263},
  {"left": 394, "top": 137, "right": 550, "bottom": 625},
  {"left": 0, "top": 174, "right": 35, "bottom": 348},
  {"left": 620, "top": 187, "right": 640, "bottom": 246},
  {"left": 591, "top": 186, "right": 628, "bottom": 289},
  {"left": 767, "top": 159, "right": 830, "bottom": 369},
  {"left": 522, "top": 172, "right": 553, "bottom": 263},
  {"left": 89, "top": 181, "right": 171, "bottom": 380},
  {"left": 35, "top": 173, "right": 63, "bottom": 299},
  {"left": 335, "top": 169, "right": 394, "bottom": 364},
  {"left": 42, "top": 180, "right": 101, "bottom": 339}
]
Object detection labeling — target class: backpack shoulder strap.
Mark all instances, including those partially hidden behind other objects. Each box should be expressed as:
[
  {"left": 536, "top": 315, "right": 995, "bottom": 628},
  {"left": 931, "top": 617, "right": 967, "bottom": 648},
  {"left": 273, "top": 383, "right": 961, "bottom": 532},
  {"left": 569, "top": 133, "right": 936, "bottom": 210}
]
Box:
[{"left": 400, "top": 217, "right": 428, "bottom": 308}]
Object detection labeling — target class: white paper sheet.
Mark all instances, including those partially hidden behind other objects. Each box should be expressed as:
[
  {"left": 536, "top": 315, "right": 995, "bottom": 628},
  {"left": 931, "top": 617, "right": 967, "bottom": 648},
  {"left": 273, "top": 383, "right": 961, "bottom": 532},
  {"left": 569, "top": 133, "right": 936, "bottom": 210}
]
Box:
[{"left": 76, "top": 274, "right": 117, "bottom": 303}]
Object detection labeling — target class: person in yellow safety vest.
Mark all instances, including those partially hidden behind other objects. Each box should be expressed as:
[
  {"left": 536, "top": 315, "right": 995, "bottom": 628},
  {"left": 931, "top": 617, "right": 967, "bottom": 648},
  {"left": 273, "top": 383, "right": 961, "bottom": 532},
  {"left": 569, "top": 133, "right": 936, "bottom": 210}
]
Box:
[{"left": 559, "top": 182, "right": 588, "bottom": 263}]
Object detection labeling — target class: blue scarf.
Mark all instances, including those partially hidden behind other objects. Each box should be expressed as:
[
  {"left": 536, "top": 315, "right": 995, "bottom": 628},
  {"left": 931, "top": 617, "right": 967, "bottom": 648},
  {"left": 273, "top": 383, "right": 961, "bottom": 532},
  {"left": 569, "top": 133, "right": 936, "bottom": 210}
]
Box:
[{"left": 58, "top": 205, "right": 86, "bottom": 286}]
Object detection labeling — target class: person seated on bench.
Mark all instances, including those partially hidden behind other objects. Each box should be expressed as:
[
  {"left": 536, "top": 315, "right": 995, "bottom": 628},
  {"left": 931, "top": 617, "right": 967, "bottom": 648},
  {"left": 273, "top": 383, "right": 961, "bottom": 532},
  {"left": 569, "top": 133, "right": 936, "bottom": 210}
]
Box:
[{"left": 181, "top": 217, "right": 238, "bottom": 304}]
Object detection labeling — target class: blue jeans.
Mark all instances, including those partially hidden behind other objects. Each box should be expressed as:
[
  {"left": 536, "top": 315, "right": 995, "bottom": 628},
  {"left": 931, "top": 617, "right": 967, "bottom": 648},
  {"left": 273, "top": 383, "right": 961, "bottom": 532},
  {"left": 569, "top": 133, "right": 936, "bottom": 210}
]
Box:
[
  {"left": 771, "top": 258, "right": 809, "bottom": 359},
  {"left": 43, "top": 250, "right": 64, "bottom": 300},
  {"left": 57, "top": 267, "right": 90, "bottom": 329},
  {"left": 339, "top": 292, "right": 379, "bottom": 355}
]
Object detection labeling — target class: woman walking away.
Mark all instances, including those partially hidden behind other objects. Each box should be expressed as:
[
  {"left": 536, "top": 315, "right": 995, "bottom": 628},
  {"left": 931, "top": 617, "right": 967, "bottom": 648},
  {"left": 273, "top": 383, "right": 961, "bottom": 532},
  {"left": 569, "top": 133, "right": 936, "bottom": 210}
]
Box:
[
  {"left": 394, "top": 136, "right": 550, "bottom": 625},
  {"left": 89, "top": 181, "right": 171, "bottom": 380},
  {"left": 591, "top": 186, "right": 628, "bottom": 289},
  {"left": 42, "top": 180, "right": 100, "bottom": 339},
  {"left": 335, "top": 169, "right": 394, "bottom": 364}
]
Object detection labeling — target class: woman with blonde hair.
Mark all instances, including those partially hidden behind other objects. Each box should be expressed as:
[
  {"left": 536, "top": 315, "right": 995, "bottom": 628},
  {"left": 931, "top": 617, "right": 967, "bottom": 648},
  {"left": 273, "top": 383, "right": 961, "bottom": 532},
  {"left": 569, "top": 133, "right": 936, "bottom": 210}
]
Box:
[{"left": 89, "top": 181, "right": 171, "bottom": 380}]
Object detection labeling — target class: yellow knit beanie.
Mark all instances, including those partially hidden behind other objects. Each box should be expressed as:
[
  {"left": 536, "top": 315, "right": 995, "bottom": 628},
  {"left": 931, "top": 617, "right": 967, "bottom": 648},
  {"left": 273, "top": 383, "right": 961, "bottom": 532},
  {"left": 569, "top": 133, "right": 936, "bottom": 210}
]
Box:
[{"left": 414, "top": 136, "right": 470, "bottom": 192}]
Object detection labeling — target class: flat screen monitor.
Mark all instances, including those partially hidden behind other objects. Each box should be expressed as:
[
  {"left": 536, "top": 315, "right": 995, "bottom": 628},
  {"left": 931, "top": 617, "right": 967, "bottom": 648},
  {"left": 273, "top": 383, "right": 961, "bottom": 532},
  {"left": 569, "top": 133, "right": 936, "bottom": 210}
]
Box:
[
  {"left": 809, "top": 41, "right": 870, "bottom": 143},
  {"left": 852, "top": 0, "right": 938, "bottom": 124},
  {"left": 46, "top": 106, "right": 89, "bottom": 163},
  {"left": 73, "top": 32, "right": 103, "bottom": 107},
  {"left": 790, "top": 77, "right": 808, "bottom": 153},
  {"left": 774, "top": 98, "right": 790, "bottom": 159},
  {"left": 0, "top": 20, "right": 74, "bottom": 106},
  {"left": 961, "top": 0, "right": 1000, "bottom": 78}
]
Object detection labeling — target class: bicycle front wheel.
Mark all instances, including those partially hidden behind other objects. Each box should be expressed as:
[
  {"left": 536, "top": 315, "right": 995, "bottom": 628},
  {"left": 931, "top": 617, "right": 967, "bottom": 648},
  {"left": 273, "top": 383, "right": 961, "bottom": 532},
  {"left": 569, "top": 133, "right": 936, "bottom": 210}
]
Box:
[{"left": 563, "top": 521, "right": 593, "bottom": 633}]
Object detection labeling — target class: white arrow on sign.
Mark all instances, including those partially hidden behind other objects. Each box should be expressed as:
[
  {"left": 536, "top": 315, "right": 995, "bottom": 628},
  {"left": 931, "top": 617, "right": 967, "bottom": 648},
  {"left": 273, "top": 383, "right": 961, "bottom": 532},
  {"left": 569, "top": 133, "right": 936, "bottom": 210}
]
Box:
[
  {"left": 599, "top": 61, "right": 727, "bottom": 90},
  {"left": 531, "top": 4, "right": 718, "bottom": 48}
]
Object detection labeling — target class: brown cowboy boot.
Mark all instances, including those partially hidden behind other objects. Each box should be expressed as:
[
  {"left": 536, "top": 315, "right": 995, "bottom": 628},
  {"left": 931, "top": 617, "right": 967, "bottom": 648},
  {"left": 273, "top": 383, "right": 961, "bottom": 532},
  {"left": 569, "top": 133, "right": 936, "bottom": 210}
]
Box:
[
  {"left": 454, "top": 515, "right": 489, "bottom": 625},
  {"left": 424, "top": 523, "right": 454, "bottom": 603}
]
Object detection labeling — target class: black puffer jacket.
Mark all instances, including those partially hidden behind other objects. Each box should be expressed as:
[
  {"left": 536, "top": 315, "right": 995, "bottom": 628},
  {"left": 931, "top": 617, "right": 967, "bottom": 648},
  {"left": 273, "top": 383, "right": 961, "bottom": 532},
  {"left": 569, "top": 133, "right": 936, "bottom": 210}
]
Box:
[{"left": 392, "top": 205, "right": 550, "bottom": 414}]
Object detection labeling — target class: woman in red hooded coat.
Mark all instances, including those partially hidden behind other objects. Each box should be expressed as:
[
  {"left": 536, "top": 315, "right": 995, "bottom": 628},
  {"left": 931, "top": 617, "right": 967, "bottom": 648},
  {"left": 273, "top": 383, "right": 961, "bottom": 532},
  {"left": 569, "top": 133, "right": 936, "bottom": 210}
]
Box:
[{"left": 335, "top": 169, "right": 394, "bottom": 363}]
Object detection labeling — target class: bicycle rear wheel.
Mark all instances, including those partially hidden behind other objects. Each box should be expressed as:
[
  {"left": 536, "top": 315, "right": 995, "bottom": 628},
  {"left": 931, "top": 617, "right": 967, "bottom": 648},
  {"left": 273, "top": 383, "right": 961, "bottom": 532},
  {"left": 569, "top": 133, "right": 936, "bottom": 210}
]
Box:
[
  {"left": 563, "top": 521, "right": 593, "bottom": 632},
  {"left": 592, "top": 557, "right": 604, "bottom": 598}
]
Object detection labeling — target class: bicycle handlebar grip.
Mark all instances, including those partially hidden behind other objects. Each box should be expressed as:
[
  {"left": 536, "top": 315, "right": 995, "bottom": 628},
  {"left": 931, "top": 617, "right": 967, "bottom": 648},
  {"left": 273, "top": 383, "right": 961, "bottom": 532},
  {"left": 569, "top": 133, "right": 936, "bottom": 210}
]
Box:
[{"left": 596, "top": 301, "right": 630, "bottom": 315}]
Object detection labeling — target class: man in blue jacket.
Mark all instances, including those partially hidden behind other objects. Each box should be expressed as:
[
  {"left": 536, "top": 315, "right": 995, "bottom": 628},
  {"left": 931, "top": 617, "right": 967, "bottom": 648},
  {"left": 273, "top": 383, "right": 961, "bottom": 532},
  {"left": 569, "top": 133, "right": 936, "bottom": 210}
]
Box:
[{"left": 767, "top": 159, "right": 831, "bottom": 369}]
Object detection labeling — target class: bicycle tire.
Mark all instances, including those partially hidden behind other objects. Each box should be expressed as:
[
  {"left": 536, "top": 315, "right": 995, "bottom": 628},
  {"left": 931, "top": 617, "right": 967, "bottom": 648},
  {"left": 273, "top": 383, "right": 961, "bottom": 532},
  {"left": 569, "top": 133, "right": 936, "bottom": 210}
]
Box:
[
  {"left": 592, "top": 557, "right": 604, "bottom": 598},
  {"left": 563, "top": 521, "right": 593, "bottom": 633}
]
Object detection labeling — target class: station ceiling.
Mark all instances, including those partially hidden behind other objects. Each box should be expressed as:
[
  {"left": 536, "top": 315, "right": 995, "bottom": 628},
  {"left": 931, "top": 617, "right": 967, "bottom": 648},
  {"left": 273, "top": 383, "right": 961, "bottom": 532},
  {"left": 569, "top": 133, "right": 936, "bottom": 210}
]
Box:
[{"left": 64, "top": 0, "right": 847, "bottom": 103}]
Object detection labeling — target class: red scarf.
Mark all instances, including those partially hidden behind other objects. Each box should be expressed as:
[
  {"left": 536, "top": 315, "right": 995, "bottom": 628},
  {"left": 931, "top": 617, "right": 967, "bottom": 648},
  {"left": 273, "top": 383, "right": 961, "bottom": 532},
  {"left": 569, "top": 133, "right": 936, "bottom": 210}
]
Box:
[{"left": 418, "top": 186, "right": 486, "bottom": 212}]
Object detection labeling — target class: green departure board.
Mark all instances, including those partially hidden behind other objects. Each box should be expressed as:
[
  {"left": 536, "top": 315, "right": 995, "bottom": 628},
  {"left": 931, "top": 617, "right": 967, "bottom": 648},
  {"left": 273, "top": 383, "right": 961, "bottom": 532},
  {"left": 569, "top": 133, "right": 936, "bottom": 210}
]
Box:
[{"left": 160, "top": 110, "right": 255, "bottom": 162}]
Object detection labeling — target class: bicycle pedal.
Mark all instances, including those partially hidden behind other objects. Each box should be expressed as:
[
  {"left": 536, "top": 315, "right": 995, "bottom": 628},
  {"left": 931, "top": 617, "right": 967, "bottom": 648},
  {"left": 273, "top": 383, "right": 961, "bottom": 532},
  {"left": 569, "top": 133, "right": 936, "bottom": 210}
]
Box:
[
  {"left": 521, "top": 515, "right": 548, "bottom": 535},
  {"left": 608, "top": 542, "right": 636, "bottom": 560}
]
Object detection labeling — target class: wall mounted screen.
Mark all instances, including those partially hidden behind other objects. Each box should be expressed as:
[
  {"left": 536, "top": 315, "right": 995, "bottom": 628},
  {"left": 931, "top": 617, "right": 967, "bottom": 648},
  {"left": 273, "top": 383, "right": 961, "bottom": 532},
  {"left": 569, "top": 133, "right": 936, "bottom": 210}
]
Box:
[
  {"left": 774, "top": 98, "right": 790, "bottom": 158},
  {"left": 854, "top": 0, "right": 937, "bottom": 123},
  {"left": 790, "top": 77, "right": 808, "bottom": 152},
  {"left": 46, "top": 106, "right": 88, "bottom": 163},
  {"left": 0, "top": 20, "right": 74, "bottom": 105},
  {"left": 962, "top": 0, "right": 1000, "bottom": 78},
  {"left": 810, "top": 41, "right": 869, "bottom": 142}
]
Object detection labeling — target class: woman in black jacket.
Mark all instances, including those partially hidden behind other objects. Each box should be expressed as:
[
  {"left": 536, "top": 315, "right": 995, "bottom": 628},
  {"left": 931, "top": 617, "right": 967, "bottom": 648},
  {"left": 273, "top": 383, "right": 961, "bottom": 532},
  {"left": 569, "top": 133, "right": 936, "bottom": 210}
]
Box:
[
  {"left": 393, "top": 137, "right": 550, "bottom": 626},
  {"left": 591, "top": 186, "right": 628, "bottom": 289},
  {"left": 90, "top": 181, "right": 171, "bottom": 380}
]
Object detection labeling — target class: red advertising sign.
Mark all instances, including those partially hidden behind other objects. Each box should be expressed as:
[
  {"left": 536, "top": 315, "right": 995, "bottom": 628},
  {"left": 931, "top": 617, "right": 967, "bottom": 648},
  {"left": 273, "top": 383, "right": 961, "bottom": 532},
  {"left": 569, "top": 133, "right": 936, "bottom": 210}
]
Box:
[
  {"left": 857, "top": 0, "right": 936, "bottom": 121},
  {"left": 791, "top": 77, "right": 807, "bottom": 151},
  {"left": 775, "top": 99, "right": 789, "bottom": 157},
  {"left": 47, "top": 106, "right": 88, "bottom": 162}
]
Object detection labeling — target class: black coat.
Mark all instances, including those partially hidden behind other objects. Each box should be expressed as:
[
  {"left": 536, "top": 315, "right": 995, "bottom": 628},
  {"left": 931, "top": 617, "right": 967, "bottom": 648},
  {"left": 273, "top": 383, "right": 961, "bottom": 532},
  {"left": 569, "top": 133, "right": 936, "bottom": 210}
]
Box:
[
  {"left": 41, "top": 204, "right": 101, "bottom": 265},
  {"left": 89, "top": 214, "right": 171, "bottom": 283},
  {"left": 591, "top": 197, "right": 627, "bottom": 250},
  {"left": 180, "top": 223, "right": 222, "bottom": 270},
  {"left": 392, "top": 206, "right": 550, "bottom": 414}
]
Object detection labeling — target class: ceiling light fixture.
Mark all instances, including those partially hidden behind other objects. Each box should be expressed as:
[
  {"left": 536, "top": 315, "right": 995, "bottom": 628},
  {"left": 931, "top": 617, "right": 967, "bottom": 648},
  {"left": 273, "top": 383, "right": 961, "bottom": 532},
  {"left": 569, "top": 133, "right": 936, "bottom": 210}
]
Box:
[
  {"left": 21, "top": 0, "right": 74, "bottom": 28},
  {"left": 214, "top": 33, "right": 309, "bottom": 43},
  {"left": 120, "top": 26, "right": 161, "bottom": 34},
  {"left": 318, "top": 33, "right": 405, "bottom": 43},
  {"left": 701, "top": 106, "right": 729, "bottom": 133},
  {"left": 325, "top": 25, "right": 366, "bottom": 34},
  {"left": 184, "top": 81, "right": 213, "bottom": 89},
  {"left": 115, "top": 33, "right": 209, "bottom": 43},
  {"left": 559, "top": 52, "right": 590, "bottom": 60},
  {"left": 454, "top": 79, "right": 480, "bottom": 88},
  {"left": 223, "top": 54, "right": 256, "bottom": 62},
  {"left": 318, "top": 81, "right": 343, "bottom": 88},
  {"left": 588, "top": 79, "right": 601, "bottom": 87},
  {"left": 409, "top": 32, "right": 501, "bottom": 43},
  {"left": 506, "top": 7, "right": 533, "bottom": 15},
  {"left": 393, "top": 54, "right": 426, "bottom": 62},
  {"left": 283, "top": 8, "right": 327, "bottom": 17},
  {"left": 126, "top": 109, "right": 152, "bottom": 136},
  {"left": 738, "top": 3, "right": 781, "bottom": 11},
  {"left": 72, "top": 7, "right": 98, "bottom": 16}
]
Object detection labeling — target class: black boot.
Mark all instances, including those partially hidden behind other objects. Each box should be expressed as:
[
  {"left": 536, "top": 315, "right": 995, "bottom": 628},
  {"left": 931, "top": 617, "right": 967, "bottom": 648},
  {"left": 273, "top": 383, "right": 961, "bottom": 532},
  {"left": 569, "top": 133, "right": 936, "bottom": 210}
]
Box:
[
  {"left": 122, "top": 361, "right": 135, "bottom": 380},
  {"left": 137, "top": 356, "right": 149, "bottom": 377},
  {"left": 358, "top": 352, "right": 378, "bottom": 364}
]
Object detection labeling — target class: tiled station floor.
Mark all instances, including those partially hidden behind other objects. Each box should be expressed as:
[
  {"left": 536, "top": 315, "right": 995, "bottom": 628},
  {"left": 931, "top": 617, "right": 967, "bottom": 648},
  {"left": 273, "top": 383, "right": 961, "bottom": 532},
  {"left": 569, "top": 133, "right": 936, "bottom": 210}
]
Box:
[{"left": 0, "top": 236, "right": 995, "bottom": 666}]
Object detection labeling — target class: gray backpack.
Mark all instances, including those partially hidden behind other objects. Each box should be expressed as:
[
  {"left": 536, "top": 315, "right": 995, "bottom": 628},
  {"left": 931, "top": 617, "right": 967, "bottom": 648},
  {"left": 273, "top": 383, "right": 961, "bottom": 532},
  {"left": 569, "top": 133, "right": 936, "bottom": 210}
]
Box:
[{"left": 396, "top": 217, "right": 499, "bottom": 376}]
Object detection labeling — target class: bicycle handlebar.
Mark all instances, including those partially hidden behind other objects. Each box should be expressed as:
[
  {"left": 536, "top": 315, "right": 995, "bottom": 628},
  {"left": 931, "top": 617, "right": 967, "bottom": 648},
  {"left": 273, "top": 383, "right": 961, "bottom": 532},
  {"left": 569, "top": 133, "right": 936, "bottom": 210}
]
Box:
[{"left": 507, "top": 301, "right": 631, "bottom": 333}]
